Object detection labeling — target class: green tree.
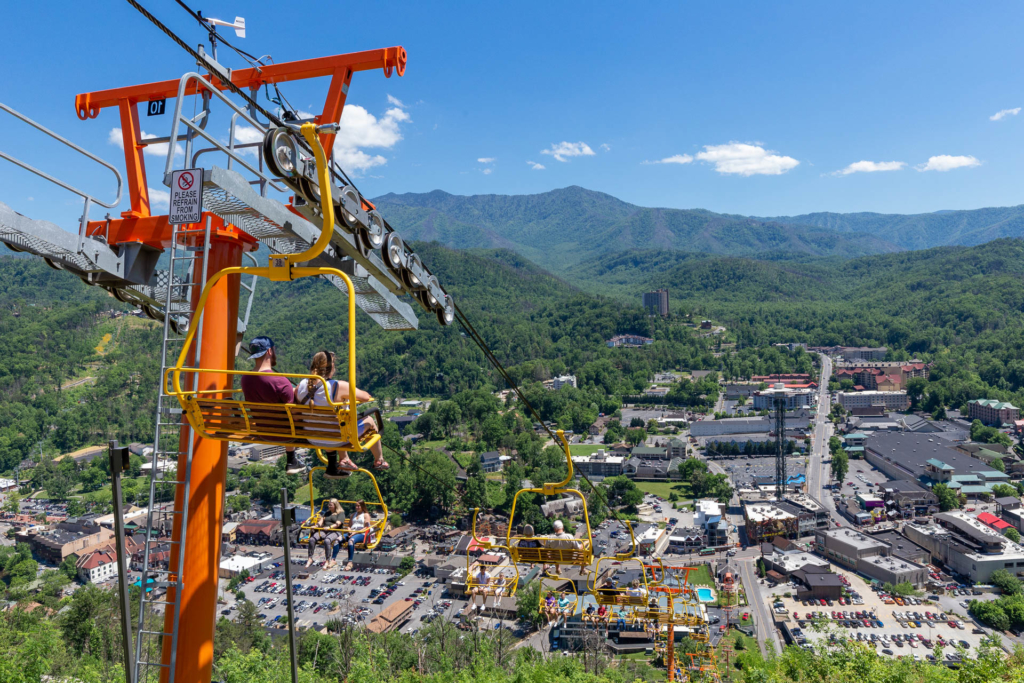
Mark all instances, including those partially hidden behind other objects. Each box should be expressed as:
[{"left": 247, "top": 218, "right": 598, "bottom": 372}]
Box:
[
  {"left": 515, "top": 580, "right": 545, "bottom": 630},
  {"left": 602, "top": 476, "right": 643, "bottom": 509},
  {"left": 992, "top": 483, "right": 1017, "bottom": 498},
  {"left": 830, "top": 449, "right": 849, "bottom": 485},
  {"left": 933, "top": 482, "right": 960, "bottom": 512},
  {"left": 990, "top": 569, "right": 1023, "bottom": 596},
  {"left": 905, "top": 377, "right": 927, "bottom": 410},
  {"left": 678, "top": 457, "right": 708, "bottom": 480},
  {"left": 1005, "top": 527, "right": 1021, "bottom": 544}
]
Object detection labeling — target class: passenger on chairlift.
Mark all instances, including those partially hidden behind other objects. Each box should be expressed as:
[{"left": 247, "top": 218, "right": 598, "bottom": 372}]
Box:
[
  {"left": 341, "top": 500, "right": 373, "bottom": 570},
  {"left": 240, "top": 336, "right": 302, "bottom": 474},
  {"left": 294, "top": 350, "right": 389, "bottom": 477},
  {"left": 469, "top": 565, "right": 491, "bottom": 614},
  {"left": 306, "top": 498, "right": 345, "bottom": 569},
  {"left": 517, "top": 524, "right": 540, "bottom": 548}
]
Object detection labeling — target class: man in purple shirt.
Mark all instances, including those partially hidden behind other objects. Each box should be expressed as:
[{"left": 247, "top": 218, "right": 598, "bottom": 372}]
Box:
[{"left": 240, "top": 336, "right": 303, "bottom": 474}]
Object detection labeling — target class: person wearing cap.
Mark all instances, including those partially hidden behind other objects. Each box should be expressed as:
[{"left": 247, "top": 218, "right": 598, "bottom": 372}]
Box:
[{"left": 240, "top": 336, "right": 302, "bottom": 474}]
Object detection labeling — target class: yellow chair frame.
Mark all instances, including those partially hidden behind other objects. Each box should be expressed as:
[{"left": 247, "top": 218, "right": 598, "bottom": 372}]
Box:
[
  {"left": 539, "top": 570, "right": 579, "bottom": 618},
  {"left": 465, "top": 509, "right": 519, "bottom": 598},
  {"left": 589, "top": 522, "right": 653, "bottom": 607},
  {"left": 165, "top": 123, "right": 379, "bottom": 454},
  {"left": 500, "top": 430, "right": 593, "bottom": 567},
  {"left": 298, "top": 452, "right": 388, "bottom": 552}
]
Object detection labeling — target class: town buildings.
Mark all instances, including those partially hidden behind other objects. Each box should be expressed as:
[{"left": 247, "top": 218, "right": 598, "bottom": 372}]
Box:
[
  {"left": 552, "top": 374, "right": 577, "bottom": 390},
  {"left": 606, "top": 334, "right": 654, "bottom": 348},
  {"left": 752, "top": 384, "right": 814, "bottom": 411},
  {"left": 967, "top": 398, "right": 1020, "bottom": 426},
  {"left": 572, "top": 452, "right": 625, "bottom": 478},
  {"left": 744, "top": 503, "right": 798, "bottom": 542},
  {"left": 865, "top": 432, "right": 1009, "bottom": 498},
  {"left": 903, "top": 512, "right": 1024, "bottom": 582},
  {"left": 813, "top": 527, "right": 928, "bottom": 586},
  {"left": 836, "top": 390, "right": 910, "bottom": 411},
  {"left": 642, "top": 289, "right": 670, "bottom": 317},
  {"left": 695, "top": 500, "right": 727, "bottom": 546}
]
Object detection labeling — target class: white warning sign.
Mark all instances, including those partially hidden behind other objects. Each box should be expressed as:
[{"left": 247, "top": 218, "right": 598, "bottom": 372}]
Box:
[{"left": 169, "top": 169, "right": 203, "bottom": 224}]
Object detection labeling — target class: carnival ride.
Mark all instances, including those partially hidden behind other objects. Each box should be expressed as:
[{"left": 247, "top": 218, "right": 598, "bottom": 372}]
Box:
[{"left": 0, "top": 5, "right": 722, "bottom": 682}]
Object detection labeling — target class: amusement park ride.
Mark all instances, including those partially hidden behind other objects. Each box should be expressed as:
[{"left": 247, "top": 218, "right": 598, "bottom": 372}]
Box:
[{"left": 0, "top": 7, "right": 719, "bottom": 683}]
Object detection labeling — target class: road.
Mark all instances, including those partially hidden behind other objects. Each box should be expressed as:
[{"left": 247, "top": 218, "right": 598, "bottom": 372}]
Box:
[
  {"left": 739, "top": 558, "right": 781, "bottom": 656},
  {"left": 806, "top": 354, "right": 838, "bottom": 520}
]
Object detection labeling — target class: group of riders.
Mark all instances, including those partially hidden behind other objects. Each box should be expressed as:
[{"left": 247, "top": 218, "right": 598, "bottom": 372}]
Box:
[
  {"left": 241, "top": 335, "right": 389, "bottom": 569},
  {"left": 243, "top": 335, "right": 671, "bottom": 634}
]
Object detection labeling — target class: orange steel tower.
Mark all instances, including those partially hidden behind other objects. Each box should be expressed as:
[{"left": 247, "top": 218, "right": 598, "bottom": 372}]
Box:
[{"left": 74, "top": 47, "right": 406, "bottom": 683}]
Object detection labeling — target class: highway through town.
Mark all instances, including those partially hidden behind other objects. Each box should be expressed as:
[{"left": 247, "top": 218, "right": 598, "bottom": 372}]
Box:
[{"left": 807, "top": 354, "right": 840, "bottom": 521}]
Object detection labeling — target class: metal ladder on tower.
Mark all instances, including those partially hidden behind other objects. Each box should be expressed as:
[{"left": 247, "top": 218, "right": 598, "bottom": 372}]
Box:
[
  {"left": 132, "top": 220, "right": 259, "bottom": 683},
  {"left": 133, "top": 219, "right": 211, "bottom": 683}
]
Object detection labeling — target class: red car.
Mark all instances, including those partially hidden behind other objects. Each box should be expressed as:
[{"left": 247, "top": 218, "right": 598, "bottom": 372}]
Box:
[
  {"left": 948, "top": 621, "right": 957, "bottom": 628},
  {"left": 819, "top": 599, "right": 827, "bottom": 606}
]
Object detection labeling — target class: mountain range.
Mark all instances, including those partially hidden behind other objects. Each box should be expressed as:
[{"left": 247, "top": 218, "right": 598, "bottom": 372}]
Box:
[
  {"left": 373, "top": 186, "right": 901, "bottom": 269},
  {"left": 374, "top": 186, "right": 1024, "bottom": 269}
]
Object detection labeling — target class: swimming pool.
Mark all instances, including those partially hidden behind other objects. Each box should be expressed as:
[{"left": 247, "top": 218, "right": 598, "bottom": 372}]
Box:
[{"left": 697, "top": 588, "right": 714, "bottom": 602}]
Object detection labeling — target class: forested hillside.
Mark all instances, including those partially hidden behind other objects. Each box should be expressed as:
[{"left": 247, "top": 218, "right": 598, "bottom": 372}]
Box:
[
  {"left": 245, "top": 241, "right": 720, "bottom": 399},
  {"left": 0, "top": 256, "right": 161, "bottom": 473},
  {"left": 763, "top": 204, "right": 1024, "bottom": 250},
  {"left": 569, "top": 239, "right": 1024, "bottom": 412},
  {"left": 373, "top": 187, "right": 900, "bottom": 269}
]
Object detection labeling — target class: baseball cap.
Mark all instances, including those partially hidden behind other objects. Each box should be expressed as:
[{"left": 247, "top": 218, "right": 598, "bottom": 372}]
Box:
[{"left": 247, "top": 336, "right": 275, "bottom": 360}]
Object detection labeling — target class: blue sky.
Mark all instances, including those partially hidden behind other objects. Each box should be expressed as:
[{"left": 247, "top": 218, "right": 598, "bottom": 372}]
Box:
[{"left": 3, "top": 1, "right": 1024, "bottom": 229}]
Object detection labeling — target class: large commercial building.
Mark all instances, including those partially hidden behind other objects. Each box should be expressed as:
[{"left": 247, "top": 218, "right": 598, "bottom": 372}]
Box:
[
  {"left": 572, "top": 452, "right": 625, "bottom": 478},
  {"left": 837, "top": 346, "right": 888, "bottom": 361},
  {"left": 865, "top": 432, "right": 1009, "bottom": 498},
  {"left": 813, "top": 527, "right": 928, "bottom": 586},
  {"left": 642, "top": 289, "right": 669, "bottom": 317},
  {"left": 903, "top": 511, "right": 1024, "bottom": 582},
  {"left": 836, "top": 391, "right": 910, "bottom": 411},
  {"left": 752, "top": 384, "right": 814, "bottom": 411},
  {"left": 967, "top": 398, "right": 1020, "bottom": 426},
  {"left": 690, "top": 411, "right": 813, "bottom": 438},
  {"left": 744, "top": 503, "right": 799, "bottom": 542}
]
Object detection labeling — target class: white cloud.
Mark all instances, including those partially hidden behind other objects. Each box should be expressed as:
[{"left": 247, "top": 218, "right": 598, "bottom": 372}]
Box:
[
  {"left": 148, "top": 187, "right": 170, "bottom": 208},
  {"left": 478, "top": 157, "right": 495, "bottom": 163},
  {"left": 990, "top": 107, "right": 1020, "bottom": 121},
  {"left": 599, "top": 143, "right": 611, "bottom": 152},
  {"left": 526, "top": 160, "right": 545, "bottom": 170},
  {"left": 916, "top": 155, "right": 981, "bottom": 172},
  {"left": 482, "top": 168, "right": 492, "bottom": 175},
  {"left": 540, "top": 141, "right": 595, "bottom": 162},
  {"left": 331, "top": 103, "right": 411, "bottom": 174},
  {"left": 832, "top": 160, "right": 906, "bottom": 176},
  {"left": 108, "top": 127, "right": 183, "bottom": 158},
  {"left": 695, "top": 142, "right": 799, "bottom": 176},
  {"left": 643, "top": 154, "right": 694, "bottom": 165},
  {"left": 387, "top": 94, "right": 406, "bottom": 108}
]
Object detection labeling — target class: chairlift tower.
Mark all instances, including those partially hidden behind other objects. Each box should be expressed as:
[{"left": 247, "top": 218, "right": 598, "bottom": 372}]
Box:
[{"left": 1, "top": 38, "right": 456, "bottom": 683}]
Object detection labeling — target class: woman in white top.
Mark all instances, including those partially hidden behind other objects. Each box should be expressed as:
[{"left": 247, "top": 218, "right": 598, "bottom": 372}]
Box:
[
  {"left": 342, "top": 500, "right": 374, "bottom": 570},
  {"left": 295, "top": 351, "right": 388, "bottom": 477}
]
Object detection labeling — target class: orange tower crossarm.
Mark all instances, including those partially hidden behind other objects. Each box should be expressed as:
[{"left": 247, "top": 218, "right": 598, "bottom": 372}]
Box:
[{"left": 74, "top": 47, "right": 406, "bottom": 226}]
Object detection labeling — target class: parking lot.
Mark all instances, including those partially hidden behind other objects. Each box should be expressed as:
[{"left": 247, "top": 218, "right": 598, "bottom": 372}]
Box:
[
  {"left": 723, "top": 456, "right": 806, "bottom": 489},
  {"left": 229, "top": 561, "right": 482, "bottom": 634},
  {"left": 763, "top": 563, "right": 997, "bottom": 661},
  {"left": 836, "top": 459, "right": 890, "bottom": 501}
]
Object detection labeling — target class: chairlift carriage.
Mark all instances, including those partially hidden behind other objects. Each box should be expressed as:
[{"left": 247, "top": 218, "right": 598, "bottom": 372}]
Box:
[
  {"left": 298, "top": 453, "right": 388, "bottom": 553},
  {"left": 503, "top": 429, "right": 594, "bottom": 567},
  {"left": 589, "top": 521, "right": 650, "bottom": 607}
]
